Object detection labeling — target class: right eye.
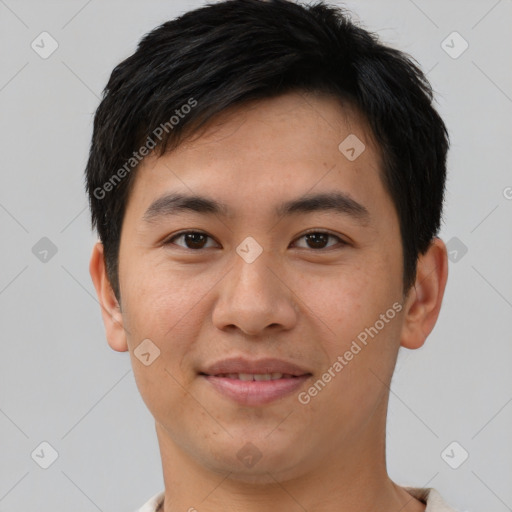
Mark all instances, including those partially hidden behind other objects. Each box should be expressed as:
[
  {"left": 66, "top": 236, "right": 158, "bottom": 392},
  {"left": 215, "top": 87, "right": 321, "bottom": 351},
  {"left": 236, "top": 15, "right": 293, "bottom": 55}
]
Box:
[{"left": 163, "top": 231, "right": 220, "bottom": 250}]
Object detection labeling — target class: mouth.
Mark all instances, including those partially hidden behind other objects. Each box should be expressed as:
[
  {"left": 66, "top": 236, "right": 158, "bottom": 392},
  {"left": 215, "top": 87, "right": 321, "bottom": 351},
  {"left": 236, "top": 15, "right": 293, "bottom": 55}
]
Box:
[
  {"left": 198, "top": 358, "right": 312, "bottom": 406},
  {"left": 202, "top": 372, "right": 301, "bottom": 381}
]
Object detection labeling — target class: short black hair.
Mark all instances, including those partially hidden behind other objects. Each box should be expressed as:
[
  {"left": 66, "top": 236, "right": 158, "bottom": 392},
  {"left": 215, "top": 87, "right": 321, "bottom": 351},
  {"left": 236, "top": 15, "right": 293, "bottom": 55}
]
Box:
[{"left": 85, "top": 0, "right": 449, "bottom": 303}]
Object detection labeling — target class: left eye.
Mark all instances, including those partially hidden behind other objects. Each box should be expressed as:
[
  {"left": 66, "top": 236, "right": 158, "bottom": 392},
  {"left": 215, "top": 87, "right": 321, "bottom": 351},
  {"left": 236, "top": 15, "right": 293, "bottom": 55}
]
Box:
[
  {"left": 164, "top": 231, "right": 344, "bottom": 250},
  {"left": 292, "top": 232, "right": 344, "bottom": 250}
]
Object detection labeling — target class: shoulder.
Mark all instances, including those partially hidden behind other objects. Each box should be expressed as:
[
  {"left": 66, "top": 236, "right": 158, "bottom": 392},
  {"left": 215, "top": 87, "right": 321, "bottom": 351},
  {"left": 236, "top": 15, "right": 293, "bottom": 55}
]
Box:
[
  {"left": 134, "top": 490, "right": 165, "bottom": 512},
  {"left": 404, "top": 487, "right": 461, "bottom": 512}
]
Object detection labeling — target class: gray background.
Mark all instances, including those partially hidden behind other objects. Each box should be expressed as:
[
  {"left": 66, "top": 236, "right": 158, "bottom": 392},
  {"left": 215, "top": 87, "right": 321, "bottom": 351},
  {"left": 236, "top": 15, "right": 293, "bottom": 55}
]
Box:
[{"left": 1, "top": 0, "right": 511, "bottom": 511}]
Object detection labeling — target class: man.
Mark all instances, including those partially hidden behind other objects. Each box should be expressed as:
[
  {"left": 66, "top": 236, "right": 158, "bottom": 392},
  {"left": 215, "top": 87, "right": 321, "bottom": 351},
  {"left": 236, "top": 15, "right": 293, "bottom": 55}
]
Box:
[{"left": 86, "top": 1, "right": 456, "bottom": 511}]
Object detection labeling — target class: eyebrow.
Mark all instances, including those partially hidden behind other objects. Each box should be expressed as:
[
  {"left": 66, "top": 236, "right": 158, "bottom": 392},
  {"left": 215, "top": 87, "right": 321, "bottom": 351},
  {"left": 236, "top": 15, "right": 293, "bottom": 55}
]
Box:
[{"left": 142, "top": 191, "right": 370, "bottom": 225}]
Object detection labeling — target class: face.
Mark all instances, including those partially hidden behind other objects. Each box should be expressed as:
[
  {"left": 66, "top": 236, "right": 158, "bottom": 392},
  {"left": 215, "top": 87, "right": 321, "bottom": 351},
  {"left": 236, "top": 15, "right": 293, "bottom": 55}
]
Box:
[{"left": 110, "top": 91, "right": 409, "bottom": 480}]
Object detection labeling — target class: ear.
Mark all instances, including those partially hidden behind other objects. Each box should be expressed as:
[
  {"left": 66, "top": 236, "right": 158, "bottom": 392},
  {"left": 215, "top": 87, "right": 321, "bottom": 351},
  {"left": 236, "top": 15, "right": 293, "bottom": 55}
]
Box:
[
  {"left": 400, "top": 237, "right": 449, "bottom": 350},
  {"left": 89, "top": 242, "right": 128, "bottom": 352}
]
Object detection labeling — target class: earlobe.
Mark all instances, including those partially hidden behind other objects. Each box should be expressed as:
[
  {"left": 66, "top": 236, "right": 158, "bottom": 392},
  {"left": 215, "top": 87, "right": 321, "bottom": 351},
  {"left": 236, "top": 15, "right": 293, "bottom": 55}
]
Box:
[
  {"left": 400, "top": 237, "right": 449, "bottom": 350},
  {"left": 89, "top": 242, "right": 129, "bottom": 352}
]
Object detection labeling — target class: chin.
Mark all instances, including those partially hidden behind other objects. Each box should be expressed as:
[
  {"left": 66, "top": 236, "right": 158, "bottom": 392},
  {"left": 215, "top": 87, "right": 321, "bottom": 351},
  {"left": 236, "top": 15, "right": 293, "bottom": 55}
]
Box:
[{"left": 198, "top": 438, "right": 308, "bottom": 484}]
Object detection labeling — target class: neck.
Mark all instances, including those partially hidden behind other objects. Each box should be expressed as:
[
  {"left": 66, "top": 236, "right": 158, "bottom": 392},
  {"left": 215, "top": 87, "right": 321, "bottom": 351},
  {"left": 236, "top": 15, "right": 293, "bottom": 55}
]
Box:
[{"left": 154, "top": 398, "right": 425, "bottom": 512}]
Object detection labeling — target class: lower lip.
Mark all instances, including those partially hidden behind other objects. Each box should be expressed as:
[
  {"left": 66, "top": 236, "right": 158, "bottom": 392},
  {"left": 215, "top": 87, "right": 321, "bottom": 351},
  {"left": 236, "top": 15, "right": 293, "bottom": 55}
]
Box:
[{"left": 202, "top": 375, "right": 311, "bottom": 406}]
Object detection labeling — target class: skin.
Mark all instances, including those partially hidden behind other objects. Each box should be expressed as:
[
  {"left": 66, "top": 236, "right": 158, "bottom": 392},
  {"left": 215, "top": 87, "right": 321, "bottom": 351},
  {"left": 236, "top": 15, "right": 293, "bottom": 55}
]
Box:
[{"left": 90, "top": 91, "right": 448, "bottom": 512}]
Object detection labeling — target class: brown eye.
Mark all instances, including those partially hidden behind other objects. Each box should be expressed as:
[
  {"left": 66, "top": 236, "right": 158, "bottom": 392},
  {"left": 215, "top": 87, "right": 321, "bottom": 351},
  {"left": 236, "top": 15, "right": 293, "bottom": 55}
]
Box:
[
  {"left": 164, "top": 230, "right": 345, "bottom": 251},
  {"left": 165, "top": 231, "right": 218, "bottom": 250},
  {"left": 293, "top": 231, "right": 345, "bottom": 250}
]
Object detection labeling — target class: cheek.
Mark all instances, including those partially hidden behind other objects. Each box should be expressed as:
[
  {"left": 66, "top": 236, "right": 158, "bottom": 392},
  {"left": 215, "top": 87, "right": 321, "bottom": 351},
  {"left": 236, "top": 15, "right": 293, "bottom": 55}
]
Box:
[
  {"left": 293, "top": 260, "right": 387, "bottom": 345},
  {"left": 294, "top": 257, "right": 402, "bottom": 403},
  {"left": 121, "top": 259, "right": 208, "bottom": 344},
  {"left": 120, "top": 264, "right": 207, "bottom": 419}
]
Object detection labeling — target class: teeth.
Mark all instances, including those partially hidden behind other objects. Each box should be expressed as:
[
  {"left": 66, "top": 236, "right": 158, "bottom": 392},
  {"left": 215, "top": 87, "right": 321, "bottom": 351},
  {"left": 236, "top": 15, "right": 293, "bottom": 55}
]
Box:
[
  {"left": 218, "top": 373, "right": 288, "bottom": 380},
  {"left": 253, "top": 374, "right": 272, "bottom": 381}
]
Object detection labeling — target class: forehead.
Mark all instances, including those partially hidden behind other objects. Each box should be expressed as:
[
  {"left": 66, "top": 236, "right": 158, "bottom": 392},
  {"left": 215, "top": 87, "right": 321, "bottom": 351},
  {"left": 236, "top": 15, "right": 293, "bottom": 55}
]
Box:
[
  {"left": 126, "top": 91, "right": 389, "bottom": 221},
  {"left": 173, "top": 91, "right": 379, "bottom": 165}
]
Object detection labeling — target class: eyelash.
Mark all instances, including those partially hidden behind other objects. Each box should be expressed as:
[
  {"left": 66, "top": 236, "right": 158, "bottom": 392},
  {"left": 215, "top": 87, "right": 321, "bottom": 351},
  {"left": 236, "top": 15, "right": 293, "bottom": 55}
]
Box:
[{"left": 163, "top": 230, "right": 347, "bottom": 251}]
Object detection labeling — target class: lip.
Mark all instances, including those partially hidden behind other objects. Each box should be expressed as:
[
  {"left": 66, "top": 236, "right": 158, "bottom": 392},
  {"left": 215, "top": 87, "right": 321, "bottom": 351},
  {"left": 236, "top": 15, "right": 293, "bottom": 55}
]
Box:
[
  {"left": 199, "top": 357, "right": 312, "bottom": 406},
  {"left": 202, "top": 374, "right": 311, "bottom": 406},
  {"left": 200, "top": 357, "right": 311, "bottom": 376}
]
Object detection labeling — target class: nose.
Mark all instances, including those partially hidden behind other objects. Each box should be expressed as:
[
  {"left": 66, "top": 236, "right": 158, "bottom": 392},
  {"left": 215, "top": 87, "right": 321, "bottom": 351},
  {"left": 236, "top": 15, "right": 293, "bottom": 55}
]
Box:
[{"left": 212, "top": 251, "right": 298, "bottom": 336}]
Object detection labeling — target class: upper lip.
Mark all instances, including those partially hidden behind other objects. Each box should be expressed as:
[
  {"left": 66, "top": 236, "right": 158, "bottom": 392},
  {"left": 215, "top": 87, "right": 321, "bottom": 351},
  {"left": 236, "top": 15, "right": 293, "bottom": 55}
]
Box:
[{"left": 200, "top": 357, "right": 312, "bottom": 376}]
